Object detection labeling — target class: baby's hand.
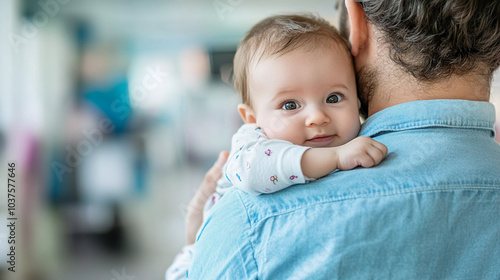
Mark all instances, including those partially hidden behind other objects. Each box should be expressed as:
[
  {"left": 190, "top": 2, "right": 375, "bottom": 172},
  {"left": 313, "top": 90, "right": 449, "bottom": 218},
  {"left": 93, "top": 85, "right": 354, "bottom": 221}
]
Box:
[{"left": 335, "top": 136, "right": 388, "bottom": 171}]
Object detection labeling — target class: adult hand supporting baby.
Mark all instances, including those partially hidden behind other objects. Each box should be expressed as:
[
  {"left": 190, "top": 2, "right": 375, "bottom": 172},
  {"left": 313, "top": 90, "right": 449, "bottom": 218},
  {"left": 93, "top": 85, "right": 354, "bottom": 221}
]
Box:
[{"left": 185, "top": 151, "right": 229, "bottom": 245}]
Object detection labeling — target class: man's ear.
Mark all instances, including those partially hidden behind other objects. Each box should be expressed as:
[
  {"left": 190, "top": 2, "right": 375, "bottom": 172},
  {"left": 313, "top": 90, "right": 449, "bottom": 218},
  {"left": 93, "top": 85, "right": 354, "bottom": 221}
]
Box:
[
  {"left": 345, "top": 0, "right": 369, "bottom": 57},
  {"left": 237, "top": 104, "right": 257, "bottom": 124}
]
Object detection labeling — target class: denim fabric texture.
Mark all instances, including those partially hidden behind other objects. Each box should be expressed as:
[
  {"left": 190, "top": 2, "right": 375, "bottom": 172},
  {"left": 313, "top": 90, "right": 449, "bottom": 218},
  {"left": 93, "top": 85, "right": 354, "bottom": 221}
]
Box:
[{"left": 190, "top": 100, "right": 500, "bottom": 280}]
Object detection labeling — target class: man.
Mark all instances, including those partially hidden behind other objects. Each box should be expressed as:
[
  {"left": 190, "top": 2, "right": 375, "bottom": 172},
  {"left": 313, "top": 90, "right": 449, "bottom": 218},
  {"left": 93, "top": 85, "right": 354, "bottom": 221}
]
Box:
[{"left": 189, "top": 0, "right": 500, "bottom": 278}]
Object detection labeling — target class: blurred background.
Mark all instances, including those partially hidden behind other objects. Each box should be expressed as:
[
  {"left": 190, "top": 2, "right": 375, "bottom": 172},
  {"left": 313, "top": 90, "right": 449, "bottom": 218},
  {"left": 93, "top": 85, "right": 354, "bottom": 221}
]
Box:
[{"left": 0, "top": 0, "right": 499, "bottom": 279}]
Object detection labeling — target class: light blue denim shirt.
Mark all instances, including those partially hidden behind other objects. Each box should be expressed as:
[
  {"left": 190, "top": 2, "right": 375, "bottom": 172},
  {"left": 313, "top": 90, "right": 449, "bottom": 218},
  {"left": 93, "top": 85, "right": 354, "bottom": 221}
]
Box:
[{"left": 190, "top": 100, "right": 500, "bottom": 280}]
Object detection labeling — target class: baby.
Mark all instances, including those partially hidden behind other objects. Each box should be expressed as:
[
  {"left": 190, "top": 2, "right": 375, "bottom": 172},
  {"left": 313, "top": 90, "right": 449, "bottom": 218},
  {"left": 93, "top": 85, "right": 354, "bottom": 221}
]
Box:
[{"left": 166, "top": 14, "right": 387, "bottom": 279}]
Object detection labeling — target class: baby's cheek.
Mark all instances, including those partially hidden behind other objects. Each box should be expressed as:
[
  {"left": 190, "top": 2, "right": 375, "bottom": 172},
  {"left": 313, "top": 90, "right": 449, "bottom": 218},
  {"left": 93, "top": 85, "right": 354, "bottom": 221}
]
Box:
[
  {"left": 270, "top": 128, "right": 303, "bottom": 145},
  {"left": 257, "top": 113, "right": 302, "bottom": 143},
  {"left": 258, "top": 124, "right": 278, "bottom": 139},
  {"left": 346, "top": 118, "right": 361, "bottom": 139},
  {"left": 259, "top": 124, "right": 290, "bottom": 142},
  {"left": 352, "top": 121, "right": 361, "bottom": 137},
  {"left": 258, "top": 118, "right": 284, "bottom": 137}
]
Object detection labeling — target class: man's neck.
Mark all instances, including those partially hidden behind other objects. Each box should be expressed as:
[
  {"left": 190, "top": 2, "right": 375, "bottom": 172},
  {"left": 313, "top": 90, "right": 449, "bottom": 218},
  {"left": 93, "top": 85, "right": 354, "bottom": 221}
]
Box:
[{"left": 367, "top": 72, "right": 490, "bottom": 117}]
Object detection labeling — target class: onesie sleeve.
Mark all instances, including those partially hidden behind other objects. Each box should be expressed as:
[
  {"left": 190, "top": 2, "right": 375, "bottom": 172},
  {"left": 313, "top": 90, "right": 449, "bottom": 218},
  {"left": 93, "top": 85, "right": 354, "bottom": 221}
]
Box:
[{"left": 224, "top": 124, "right": 310, "bottom": 195}]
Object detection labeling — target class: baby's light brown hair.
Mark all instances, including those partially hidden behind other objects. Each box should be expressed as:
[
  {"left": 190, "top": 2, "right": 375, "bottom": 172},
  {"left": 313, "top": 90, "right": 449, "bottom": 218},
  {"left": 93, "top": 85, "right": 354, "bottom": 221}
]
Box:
[{"left": 233, "top": 14, "right": 352, "bottom": 108}]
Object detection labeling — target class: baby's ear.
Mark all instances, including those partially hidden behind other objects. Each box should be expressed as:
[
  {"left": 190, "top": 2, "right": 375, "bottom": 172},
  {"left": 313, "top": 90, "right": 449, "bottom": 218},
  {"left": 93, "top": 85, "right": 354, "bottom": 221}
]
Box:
[{"left": 237, "top": 104, "right": 256, "bottom": 123}]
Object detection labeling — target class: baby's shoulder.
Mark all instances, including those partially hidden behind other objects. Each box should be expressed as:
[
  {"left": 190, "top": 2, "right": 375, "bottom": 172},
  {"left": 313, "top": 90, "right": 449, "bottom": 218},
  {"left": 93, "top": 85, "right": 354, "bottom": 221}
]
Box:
[
  {"left": 232, "top": 123, "right": 267, "bottom": 142},
  {"left": 237, "top": 123, "right": 262, "bottom": 133}
]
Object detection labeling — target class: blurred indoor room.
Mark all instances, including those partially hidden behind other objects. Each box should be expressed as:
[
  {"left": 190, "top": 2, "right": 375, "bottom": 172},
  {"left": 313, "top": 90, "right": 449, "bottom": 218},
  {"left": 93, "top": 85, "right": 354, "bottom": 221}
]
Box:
[{"left": 0, "top": 0, "right": 499, "bottom": 279}]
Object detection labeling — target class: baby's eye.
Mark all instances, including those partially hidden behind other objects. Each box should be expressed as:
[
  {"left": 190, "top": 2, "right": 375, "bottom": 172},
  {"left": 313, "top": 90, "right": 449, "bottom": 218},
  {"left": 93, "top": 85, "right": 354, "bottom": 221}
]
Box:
[
  {"left": 326, "top": 94, "right": 342, "bottom": 103},
  {"left": 281, "top": 101, "right": 300, "bottom": 110}
]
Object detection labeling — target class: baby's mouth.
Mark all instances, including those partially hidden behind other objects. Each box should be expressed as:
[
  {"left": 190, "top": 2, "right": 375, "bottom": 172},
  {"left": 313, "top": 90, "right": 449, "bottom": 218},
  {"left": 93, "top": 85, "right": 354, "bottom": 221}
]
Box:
[{"left": 306, "top": 135, "right": 334, "bottom": 143}]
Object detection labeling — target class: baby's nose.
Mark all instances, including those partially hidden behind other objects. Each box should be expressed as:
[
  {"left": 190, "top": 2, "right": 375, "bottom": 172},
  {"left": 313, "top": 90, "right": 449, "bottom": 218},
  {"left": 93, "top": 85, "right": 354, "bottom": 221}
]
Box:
[{"left": 306, "top": 108, "right": 330, "bottom": 126}]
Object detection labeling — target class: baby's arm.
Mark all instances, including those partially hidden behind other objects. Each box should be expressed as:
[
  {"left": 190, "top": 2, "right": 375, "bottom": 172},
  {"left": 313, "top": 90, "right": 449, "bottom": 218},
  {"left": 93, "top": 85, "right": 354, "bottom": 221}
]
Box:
[
  {"left": 225, "top": 124, "right": 310, "bottom": 194},
  {"left": 226, "top": 125, "right": 388, "bottom": 195},
  {"left": 301, "top": 136, "right": 388, "bottom": 178}
]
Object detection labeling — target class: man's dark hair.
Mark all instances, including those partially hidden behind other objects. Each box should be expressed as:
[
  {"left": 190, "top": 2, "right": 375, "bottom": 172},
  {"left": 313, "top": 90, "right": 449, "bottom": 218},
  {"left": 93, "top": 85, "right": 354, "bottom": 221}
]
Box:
[{"left": 358, "top": 0, "right": 500, "bottom": 81}]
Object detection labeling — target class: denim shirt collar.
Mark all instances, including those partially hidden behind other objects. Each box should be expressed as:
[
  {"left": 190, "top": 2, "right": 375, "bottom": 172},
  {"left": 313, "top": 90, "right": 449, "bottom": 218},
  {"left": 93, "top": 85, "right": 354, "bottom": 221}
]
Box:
[{"left": 360, "top": 99, "right": 496, "bottom": 138}]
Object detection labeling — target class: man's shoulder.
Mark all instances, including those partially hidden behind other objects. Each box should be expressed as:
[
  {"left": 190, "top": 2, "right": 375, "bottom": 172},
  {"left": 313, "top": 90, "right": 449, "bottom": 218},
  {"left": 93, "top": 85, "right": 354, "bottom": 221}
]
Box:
[
  {"left": 233, "top": 137, "right": 500, "bottom": 224},
  {"left": 233, "top": 167, "right": 393, "bottom": 224}
]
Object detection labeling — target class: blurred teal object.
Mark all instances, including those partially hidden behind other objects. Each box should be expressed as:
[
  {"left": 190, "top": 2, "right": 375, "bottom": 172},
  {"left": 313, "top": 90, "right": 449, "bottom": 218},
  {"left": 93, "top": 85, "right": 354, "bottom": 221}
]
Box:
[{"left": 83, "top": 77, "right": 132, "bottom": 134}]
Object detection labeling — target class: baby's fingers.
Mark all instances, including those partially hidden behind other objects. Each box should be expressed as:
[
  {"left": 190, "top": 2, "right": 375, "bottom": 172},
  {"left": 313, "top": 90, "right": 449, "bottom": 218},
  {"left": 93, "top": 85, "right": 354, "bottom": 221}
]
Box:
[
  {"left": 352, "top": 141, "right": 388, "bottom": 168},
  {"left": 365, "top": 146, "right": 386, "bottom": 166},
  {"left": 355, "top": 152, "right": 377, "bottom": 168},
  {"left": 371, "top": 140, "right": 388, "bottom": 157},
  {"left": 359, "top": 141, "right": 388, "bottom": 167}
]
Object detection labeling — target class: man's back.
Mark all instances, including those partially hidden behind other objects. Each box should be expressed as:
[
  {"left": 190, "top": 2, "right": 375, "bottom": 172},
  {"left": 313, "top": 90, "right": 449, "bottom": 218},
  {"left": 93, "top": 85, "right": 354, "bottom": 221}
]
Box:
[{"left": 190, "top": 100, "right": 500, "bottom": 279}]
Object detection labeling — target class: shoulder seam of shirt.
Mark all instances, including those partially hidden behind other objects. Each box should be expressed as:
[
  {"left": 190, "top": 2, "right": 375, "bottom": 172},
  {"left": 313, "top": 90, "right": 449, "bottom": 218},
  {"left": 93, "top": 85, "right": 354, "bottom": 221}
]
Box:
[
  {"left": 359, "top": 100, "right": 496, "bottom": 137},
  {"left": 236, "top": 190, "right": 260, "bottom": 277},
  {"left": 250, "top": 185, "right": 500, "bottom": 224},
  {"left": 363, "top": 121, "right": 495, "bottom": 138}
]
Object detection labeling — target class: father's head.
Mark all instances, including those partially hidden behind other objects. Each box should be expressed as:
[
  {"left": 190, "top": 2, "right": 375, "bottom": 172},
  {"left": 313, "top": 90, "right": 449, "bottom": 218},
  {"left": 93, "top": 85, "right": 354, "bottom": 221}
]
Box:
[{"left": 337, "top": 0, "right": 500, "bottom": 116}]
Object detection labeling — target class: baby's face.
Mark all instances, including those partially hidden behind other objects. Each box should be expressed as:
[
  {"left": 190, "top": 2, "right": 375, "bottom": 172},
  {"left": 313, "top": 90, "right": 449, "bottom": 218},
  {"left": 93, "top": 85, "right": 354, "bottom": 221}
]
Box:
[{"left": 245, "top": 46, "right": 360, "bottom": 148}]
